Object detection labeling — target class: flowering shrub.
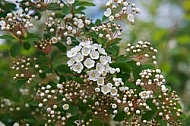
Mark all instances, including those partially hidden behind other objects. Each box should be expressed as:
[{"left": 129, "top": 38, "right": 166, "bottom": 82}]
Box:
[{"left": 0, "top": 0, "right": 185, "bottom": 125}]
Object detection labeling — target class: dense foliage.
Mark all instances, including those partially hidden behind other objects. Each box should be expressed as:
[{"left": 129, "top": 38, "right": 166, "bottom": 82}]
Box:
[{"left": 0, "top": 0, "right": 188, "bottom": 125}]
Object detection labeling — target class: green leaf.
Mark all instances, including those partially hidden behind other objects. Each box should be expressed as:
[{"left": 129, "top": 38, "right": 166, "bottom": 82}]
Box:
[
  {"left": 68, "top": 105, "right": 79, "bottom": 116},
  {"left": 76, "top": 1, "right": 95, "bottom": 6},
  {"left": 10, "top": 43, "right": 20, "bottom": 57},
  {"left": 110, "top": 62, "right": 131, "bottom": 73},
  {"left": 146, "top": 99, "right": 157, "bottom": 111},
  {"left": 107, "top": 45, "right": 119, "bottom": 56},
  {"left": 55, "top": 64, "right": 71, "bottom": 73},
  {"left": 23, "top": 42, "right": 31, "bottom": 50},
  {"left": 29, "top": 101, "right": 39, "bottom": 106},
  {"left": 55, "top": 42, "right": 67, "bottom": 52},
  {"left": 47, "top": 3, "right": 61, "bottom": 10},
  {"left": 158, "top": 120, "right": 167, "bottom": 126},
  {"left": 62, "top": 5, "right": 72, "bottom": 15},
  {"left": 113, "top": 111, "right": 126, "bottom": 122},
  {"left": 91, "top": 119, "right": 103, "bottom": 126},
  {"left": 0, "top": 34, "right": 17, "bottom": 40},
  {"left": 15, "top": 79, "right": 27, "bottom": 89},
  {"left": 141, "top": 111, "right": 155, "bottom": 121},
  {"left": 128, "top": 61, "right": 142, "bottom": 80}
]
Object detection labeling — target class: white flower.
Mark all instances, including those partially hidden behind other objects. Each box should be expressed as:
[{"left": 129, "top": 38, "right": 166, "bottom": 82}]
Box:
[
  {"left": 124, "top": 107, "right": 129, "bottom": 112},
  {"left": 112, "top": 104, "right": 117, "bottom": 109},
  {"left": 110, "top": 87, "right": 118, "bottom": 96},
  {"left": 74, "top": 52, "right": 84, "bottom": 62},
  {"left": 104, "top": 8, "right": 112, "bottom": 17},
  {"left": 101, "top": 85, "right": 111, "bottom": 95},
  {"left": 63, "top": 104, "right": 69, "bottom": 110},
  {"left": 71, "top": 62, "right": 84, "bottom": 73},
  {"left": 95, "top": 87, "right": 100, "bottom": 92},
  {"left": 84, "top": 58, "right": 95, "bottom": 69},
  {"left": 139, "top": 91, "right": 152, "bottom": 99},
  {"left": 100, "top": 56, "right": 108, "bottom": 65},
  {"left": 88, "top": 70, "right": 101, "bottom": 81},
  {"left": 80, "top": 40, "right": 91, "bottom": 47},
  {"left": 98, "top": 46, "right": 107, "bottom": 55},
  {"left": 51, "top": 37, "right": 58, "bottom": 44},
  {"left": 0, "top": 21, "right": 6, "bottom": 27},
  {"left": 127, "top": 14, "right": 135, "bottom": 23},
  {"left": 67, "top": 57, "right": 75, "bottom": 66},
  {"left": 81, "top": 47, "right": 91, "bottom": 56},
  {"left": 57, "top": 84, "right": 63, "bottom": 89},
  {"left": 161, "top": 85, "right": 168, "bottom": 93},
  {"left": 96, "top": 63, "right": 105, "bottom": 74},
  {"left": 67, "top": 48, "right": 78, "bottom": 58},
  {"left": 97, "top": 77, "right": 105, "bottom": 86},
  {"left": 66, "top": 0, "right": 75, "bottom": 4},
  {"left": 90, "top": 50, "right": 99, "bottom": 59},
  {"left": 78, "top": 22, "right": 84, "bottom": 28}
]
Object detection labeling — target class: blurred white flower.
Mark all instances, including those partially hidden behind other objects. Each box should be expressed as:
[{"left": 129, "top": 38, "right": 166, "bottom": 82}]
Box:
[
  {"left": 127, "top": 14, "right": 135, "bottom": 23},
  {"left": 104, "top": 8, "right": 112, "bottom": 17},
  {"left": 66, "top": 0, "right": 75, "bottom": 4}
]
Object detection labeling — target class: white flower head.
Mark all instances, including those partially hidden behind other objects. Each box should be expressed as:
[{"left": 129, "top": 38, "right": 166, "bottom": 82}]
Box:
[
  {"left": 97, "top": 77, "right": 105, "bottom": 86},
  {"left": 110, "top": 87, "right": 118, "bottom": 96},
  {"left": 66, "top": 0, "right": 75, "bottom": 4},
  {"left": 81, "top": 47, "right": 91, "bottom": 56},
  {"left": 71, "top": 62, "right": 84, "bottom": 73},
  {"left": 96, "top": 63, "right": 105, "bottom": 74},
  {"left": 100, "top": 56, "right": 108, "bottom": 65},
  {"left": 67, "top": 48, "right": 78, "bottom": 58},
  {"left": 127, "top": 13, "right": 135, "bottom": 23},
  {"left": 63, "top": 104, "right": 69, "bottom": 110},
  {"left": 74, "top": 52, "right": 84, "bottom": 62},
  {"left": 88, "top": 70, "right": 101, "bottom": 81},
  {"left": 67, "top": 57, "right": 75, "bottom": 67},
  {"left": 104, "top": 8, "right": 112, "bottom": 17},
  {"left": 90, "top": 50, "right": 99, "bottom": 59},
  {"left": 139, "top": 90, "right": 152, "bottom": 99},
  {"left": 95, "top": 87, "right": 100, "bottom": 92},
  {"left": 51, "top": 37, "right": 58, "bottom": 44},
  {"left": 84, "top": 58, "right": 95, "bottom": 69},
  {"left": 101, "top": 85, "right": 111, "bottom": 95},
  {"left": 80, "top": 40, "right": 91, "bottom": 47}
]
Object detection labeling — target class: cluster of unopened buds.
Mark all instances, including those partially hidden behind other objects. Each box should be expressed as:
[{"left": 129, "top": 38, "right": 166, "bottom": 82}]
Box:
[
  {"left": 0, "top": 97, "right": 21, "bottom": 113},
  {"left": 104, "top": 0, "right": 140, "bottom": 22},
  {"left": 91, "top": 23, "right": 122, "bottom": 41},
  {"left": 44, "top": 13, "right": 91, "bottom": 45},
  {"left": 35, "top": 37, "right": 59, "bottom": 54},
  {"left": 19, "top": 0, "right": 64, "bottom": 14},
  {"left": 126, "top": 41, "right": 158, "bottom": 66},
  {"left": 0, "top": 12, "right": 33, "bottom": 37},
  {"left": 10, "top": 57, "right": 42, "bottom": 84}
]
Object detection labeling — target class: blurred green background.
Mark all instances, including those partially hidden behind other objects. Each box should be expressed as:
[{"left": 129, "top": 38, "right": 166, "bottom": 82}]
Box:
[{"left": 0, "top": 0, "right": 190, "bottom": 125}]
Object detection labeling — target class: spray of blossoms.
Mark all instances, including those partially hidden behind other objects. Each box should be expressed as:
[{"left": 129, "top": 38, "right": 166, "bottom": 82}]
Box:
[{"left": 0, "top": 0, "right": 184, "bottom": 125}]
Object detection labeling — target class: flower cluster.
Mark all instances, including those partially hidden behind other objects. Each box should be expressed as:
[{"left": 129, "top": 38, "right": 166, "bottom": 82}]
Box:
[
  {"left": 136, "top": 68, "right": 167, "bottom": 92},
  {"left": 0, "top": 12, "right": 33, "bottom": 37},
  {"left": 35, "top": 38, "right": 58, "bottom": 54},
  {"left": 67, "top": 39, "right": 120, "bottom": 87},
  {"left": 19, "top": 0, "right": 64, "bottom": 14},
  {"left": 104, "top": 0, "right": 140, "bottom": 22},
  {"left": 44, "top": 13, "right": 91, "bottom": 45},
  {"left": 126, "top": 41, "right": 158, "bottom": 66},
  {"left": 35, "top": 80, "right": 91, "bottom": 125},
  {"left": 91, "top": 23, "right": 122, "bottom": 41},
  {"left": 0, "top": 97, "right": 20, "bottom": 112},
  {"left": 10, "top": 57, "right": 42, "bottom": 84}
]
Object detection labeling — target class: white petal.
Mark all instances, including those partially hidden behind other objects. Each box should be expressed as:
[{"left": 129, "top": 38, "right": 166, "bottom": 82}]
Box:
[{"left": 104, "top": 8, "right": 112, "bottom": 17}]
